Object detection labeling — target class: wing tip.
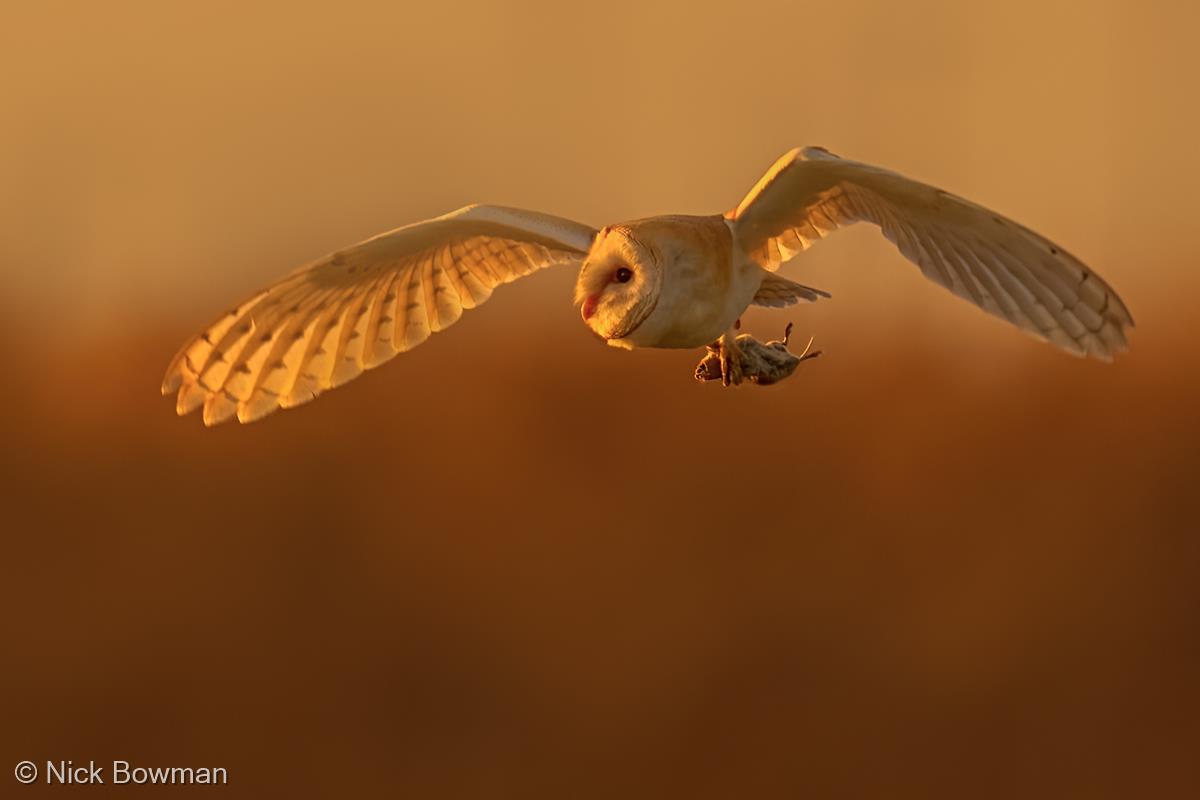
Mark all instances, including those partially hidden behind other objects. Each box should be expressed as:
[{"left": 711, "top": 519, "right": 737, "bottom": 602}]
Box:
[
  {"left": 236, "top": 401, "right": 278, "bottom": 425},
  {"left": 161, "top": 371, "right": 182, "bottom": 396},
  {"left": 201, "top": 392, "right": 238, "bottom": 427},
  {"left": 161, "top": 345, "right": 194, "bottom": 395}
]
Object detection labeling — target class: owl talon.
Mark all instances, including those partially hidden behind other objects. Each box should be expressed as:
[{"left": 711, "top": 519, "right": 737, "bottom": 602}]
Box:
[
  {"left": 720, "top": 356, "right": 744, "bottom": 387},
  {"left": 719, "top": 335, "right": 745, "bottom": 387}
]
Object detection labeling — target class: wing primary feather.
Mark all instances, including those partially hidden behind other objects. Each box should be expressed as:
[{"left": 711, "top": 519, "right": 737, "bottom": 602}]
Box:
[
  {"left": 918, "top": 226, "right": 987, "bottom": 308},
  {"left": 940, "top": 232, "right": 1023, "bottom": 325},
  {"left": 240, "top": 286, "right": 341, "bottom": 419},
  {"left": 400, "top": 255, "right": 432, "bottom": 351},
  {"left": 361, "top": 271, "right": 402, "bottom": 369},
  {"left": 330, "top": 272, "right": 392, "bottom": 387},
  {"left": 980, "top": 238, "right": 1085, "bottom": 341},
  {"left": 443, "top": 242, "right": 479, "bottom": 309}
]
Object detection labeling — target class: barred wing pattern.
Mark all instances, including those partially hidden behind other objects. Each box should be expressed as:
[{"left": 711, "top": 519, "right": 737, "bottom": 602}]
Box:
[
  {"left": 727, "top": 147, "right": 1133, "bottom": 359},
  {"left": 162, "top": 205, "right": 595, "bottom": 425}
]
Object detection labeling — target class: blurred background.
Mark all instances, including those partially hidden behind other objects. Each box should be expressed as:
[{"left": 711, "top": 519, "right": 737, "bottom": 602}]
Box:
[{"left": 2, "top": 1, "right": 1198, "bottom": 796}]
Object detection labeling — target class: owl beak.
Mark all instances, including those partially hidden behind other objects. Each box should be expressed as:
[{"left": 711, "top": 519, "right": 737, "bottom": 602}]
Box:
[{"left": 581, "top": 294, "right": 599, "bottom": 321}]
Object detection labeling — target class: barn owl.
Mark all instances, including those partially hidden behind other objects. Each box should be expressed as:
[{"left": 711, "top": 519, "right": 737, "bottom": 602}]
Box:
[{"left": 162, "top": 147, "right": 1133, "bottom": 425}]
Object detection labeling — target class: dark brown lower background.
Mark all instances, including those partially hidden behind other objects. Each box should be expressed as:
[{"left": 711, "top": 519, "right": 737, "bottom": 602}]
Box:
[{"left": 1, "top": 298, "right": 1196, "bottom": 798}]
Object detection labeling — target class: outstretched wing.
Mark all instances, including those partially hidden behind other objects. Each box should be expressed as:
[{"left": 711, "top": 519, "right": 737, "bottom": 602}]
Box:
[
  {"left": 727, "top": 147, "right": 1133, "bottom": 360},
  {"left": 163, "top": 204, "right": 596, "bottom": 425}
]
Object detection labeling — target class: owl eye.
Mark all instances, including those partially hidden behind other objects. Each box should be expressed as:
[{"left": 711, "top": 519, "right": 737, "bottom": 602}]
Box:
[{"left": 614, "top": 267, "right": 633, "bottom": 283}]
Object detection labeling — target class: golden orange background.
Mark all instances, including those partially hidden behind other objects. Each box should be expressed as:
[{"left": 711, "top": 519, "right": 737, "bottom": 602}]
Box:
[{"left": 2, "top": 1, "right": 1198, "bottom": 796}]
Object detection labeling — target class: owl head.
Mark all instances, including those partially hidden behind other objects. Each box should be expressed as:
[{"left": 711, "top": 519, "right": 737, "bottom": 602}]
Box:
[{"left": 574, "top": 223, "right": 664, "bottom": 343}]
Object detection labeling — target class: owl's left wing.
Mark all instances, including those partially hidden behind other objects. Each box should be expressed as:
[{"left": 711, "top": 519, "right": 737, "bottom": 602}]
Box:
[
  {"left": 726, "top": 147, "right": 1133, "bottom": 360},
  {"left": 163, "top": 205, "right": 595, "bottom": 425}
]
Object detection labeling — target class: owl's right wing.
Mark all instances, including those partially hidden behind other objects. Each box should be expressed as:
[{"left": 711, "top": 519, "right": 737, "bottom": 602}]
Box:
[{"left": 162, "top": 204, "right": 596, "bottom": 425}]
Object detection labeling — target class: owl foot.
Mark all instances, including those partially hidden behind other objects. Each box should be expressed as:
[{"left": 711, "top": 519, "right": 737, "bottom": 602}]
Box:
[
  {"left": 694, "top": 322, "right": 820, "bottom": 386},
  {"left": 720, "top": 335, "right": 745, "bottom": 387}
]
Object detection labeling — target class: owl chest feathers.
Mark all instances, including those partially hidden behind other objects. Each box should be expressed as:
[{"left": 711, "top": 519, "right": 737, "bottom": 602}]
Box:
[{"left": 615, "top": 216, "right": 763, "bottom": 350}]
